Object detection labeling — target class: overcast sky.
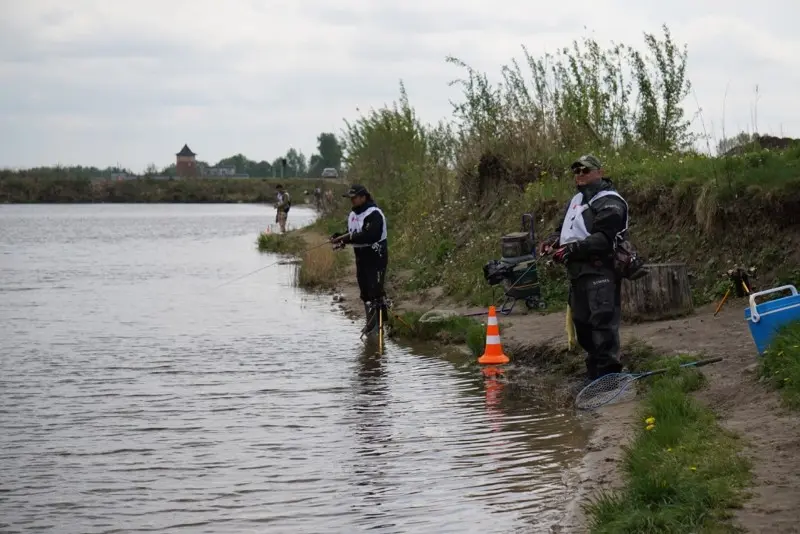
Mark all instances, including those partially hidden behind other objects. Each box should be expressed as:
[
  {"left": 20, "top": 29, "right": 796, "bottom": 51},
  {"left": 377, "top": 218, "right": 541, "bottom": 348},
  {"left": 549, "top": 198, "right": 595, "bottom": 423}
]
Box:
[{"left": 1, "top": 0, "right": 798, "bottom": 171}]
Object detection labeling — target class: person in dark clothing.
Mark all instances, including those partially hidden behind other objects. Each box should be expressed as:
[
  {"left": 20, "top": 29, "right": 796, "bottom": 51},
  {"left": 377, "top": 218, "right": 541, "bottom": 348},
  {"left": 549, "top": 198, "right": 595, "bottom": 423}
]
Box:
[
  {"left": 275, "top": 184, "right": 291, "bottom": 233},
  {"left": 540, "top": 154, "right": 628, "bottom": 381},
  {"left": 330, "top": 184, "right": 388, "bottom": 336}
]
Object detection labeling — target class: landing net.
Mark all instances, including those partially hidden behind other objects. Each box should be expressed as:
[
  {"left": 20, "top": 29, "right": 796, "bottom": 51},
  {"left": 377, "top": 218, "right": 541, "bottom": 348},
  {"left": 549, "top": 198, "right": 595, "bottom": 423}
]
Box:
[{"left": 574, "top": 374, "right": 638, "bottom": 410}]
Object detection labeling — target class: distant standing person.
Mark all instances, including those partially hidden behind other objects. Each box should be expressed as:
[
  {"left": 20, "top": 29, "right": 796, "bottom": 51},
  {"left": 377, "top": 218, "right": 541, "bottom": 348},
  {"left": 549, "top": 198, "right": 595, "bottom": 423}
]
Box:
[
  {"left": 275, "top": 184, "right": 291, "bottom": 233},
  {"left": 330, "top": 185, "right": 388, "bottom": 336},
  {"left": 313, "top": 187, "right": 322, "bottom": 210},
  {"left": 539, "top": 154, "right": 628, "bottom": 383}
]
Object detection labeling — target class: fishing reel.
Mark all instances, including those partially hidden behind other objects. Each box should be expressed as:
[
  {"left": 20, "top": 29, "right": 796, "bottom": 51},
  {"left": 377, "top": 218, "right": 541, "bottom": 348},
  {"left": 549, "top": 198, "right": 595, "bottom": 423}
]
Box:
[{"left": 329, "top": 232, "right": 347, "bottom": 250}]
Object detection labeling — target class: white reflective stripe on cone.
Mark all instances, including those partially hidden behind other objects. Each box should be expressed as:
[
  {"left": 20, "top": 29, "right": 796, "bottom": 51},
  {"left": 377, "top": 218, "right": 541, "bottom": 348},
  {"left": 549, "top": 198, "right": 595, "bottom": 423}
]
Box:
[
  {"left": 486, "top": 335, "right": 502, "bottom": 345},
  {"left": 487, "top": 316, "right": 498, "bottom": 326}
]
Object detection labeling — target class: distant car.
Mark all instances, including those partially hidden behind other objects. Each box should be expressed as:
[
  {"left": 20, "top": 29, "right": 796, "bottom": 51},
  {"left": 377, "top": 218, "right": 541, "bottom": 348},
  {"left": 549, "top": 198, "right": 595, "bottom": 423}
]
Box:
[{"left": 321, "top": 168, "right": 338, "bottom": 178}]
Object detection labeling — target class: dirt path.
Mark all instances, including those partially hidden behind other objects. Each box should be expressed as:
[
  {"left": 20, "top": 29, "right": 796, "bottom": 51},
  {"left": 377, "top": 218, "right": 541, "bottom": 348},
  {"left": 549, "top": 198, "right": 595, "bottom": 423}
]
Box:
[{"left": 314, "top": 236, "right": 799, "bottom": 533}]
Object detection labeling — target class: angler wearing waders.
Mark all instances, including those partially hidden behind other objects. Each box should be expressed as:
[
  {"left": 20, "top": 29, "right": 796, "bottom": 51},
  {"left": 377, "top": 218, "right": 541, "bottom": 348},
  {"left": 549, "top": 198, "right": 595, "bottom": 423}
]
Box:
[
  {"left": 330, "top": 185, "right": 388, "bottom": 336},
  {"left": 540, "top": 155, "right": 627, "bottom": 382},
  {"left": 275, "top": 184, "right": 291, "bottom": 233}
]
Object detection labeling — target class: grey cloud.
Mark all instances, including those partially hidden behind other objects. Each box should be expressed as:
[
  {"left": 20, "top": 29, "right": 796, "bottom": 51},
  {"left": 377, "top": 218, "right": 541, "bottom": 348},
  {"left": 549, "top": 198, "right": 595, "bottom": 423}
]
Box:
[
  {"left": 688, "top": 36, "right": 797, "bottom": 83},
  {"left": 0, "top": 25, "right": 228, "bottom": 64},
  {"left": 345, "top": 36, "right": 444, "bottom": 64},
  {"left": 2, "top": 1, "right": 800, "bottom": 169},
  {"left": 305, "top": 4, "right": 573, "bottom": 37}
]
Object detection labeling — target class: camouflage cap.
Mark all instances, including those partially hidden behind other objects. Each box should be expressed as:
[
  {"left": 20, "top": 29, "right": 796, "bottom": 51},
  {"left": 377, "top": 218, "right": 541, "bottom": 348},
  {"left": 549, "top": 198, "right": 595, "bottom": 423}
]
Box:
[{"left": 570, "top": 154, "right": 603, "bottom": 171}]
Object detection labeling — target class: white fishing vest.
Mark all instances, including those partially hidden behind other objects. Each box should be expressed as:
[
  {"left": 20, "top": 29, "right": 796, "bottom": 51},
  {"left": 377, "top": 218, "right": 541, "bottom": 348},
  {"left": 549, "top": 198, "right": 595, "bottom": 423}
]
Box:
[
  {"left": 348, "top": 206, "right": 387, "bottom": 248},
  {"left": 559, "top": 190, "right": 628, "bottom": 245}
]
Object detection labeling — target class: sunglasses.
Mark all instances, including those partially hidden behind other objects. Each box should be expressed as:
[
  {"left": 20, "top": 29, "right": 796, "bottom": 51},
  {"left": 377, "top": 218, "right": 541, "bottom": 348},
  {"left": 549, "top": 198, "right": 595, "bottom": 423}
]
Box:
[{"left": 573, "top": 167, "right": 593, "bottom": 175}]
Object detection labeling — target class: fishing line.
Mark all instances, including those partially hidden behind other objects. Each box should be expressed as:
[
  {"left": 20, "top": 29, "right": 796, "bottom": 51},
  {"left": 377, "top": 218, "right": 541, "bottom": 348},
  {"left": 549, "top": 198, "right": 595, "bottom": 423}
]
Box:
[{"left": 209, "top": 240, "right": 330, "bottom": 291}]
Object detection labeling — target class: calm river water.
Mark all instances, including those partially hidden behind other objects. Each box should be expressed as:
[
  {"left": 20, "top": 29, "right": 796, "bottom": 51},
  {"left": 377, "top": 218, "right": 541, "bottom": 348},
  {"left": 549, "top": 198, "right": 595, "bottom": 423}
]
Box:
[{"left": 0, "top": 204, "right": 587, "bottom": 534}]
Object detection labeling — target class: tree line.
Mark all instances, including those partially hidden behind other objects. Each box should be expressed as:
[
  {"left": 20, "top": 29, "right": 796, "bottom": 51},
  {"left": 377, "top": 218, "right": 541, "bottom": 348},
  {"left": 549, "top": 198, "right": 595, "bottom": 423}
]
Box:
[
  {"left": 0, "top": 175, "right": 339, "bottom": 204},
  {"left": 0, "top": 132, "right": 345, "bottom": 181},
  {"left": 156, "top": 132, "right": 346, "bottom": 178}
]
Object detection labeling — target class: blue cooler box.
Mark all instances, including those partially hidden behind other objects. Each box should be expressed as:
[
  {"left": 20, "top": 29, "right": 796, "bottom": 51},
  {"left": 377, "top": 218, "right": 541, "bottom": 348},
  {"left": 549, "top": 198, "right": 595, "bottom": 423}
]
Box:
[{"left": 744, "top": 285, "right": 800, "bottom": 355}]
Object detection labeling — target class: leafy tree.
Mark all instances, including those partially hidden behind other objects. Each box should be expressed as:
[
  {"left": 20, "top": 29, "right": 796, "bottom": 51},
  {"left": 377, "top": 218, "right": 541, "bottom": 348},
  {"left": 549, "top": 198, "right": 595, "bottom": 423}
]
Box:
[
  {"left": 717, "top": 132, "right": 757, "bottom": 155},
  {"left": 309, "top": 133, "right": 344, "bottom": 176},
  {"left": 285, "top": 148, "right": 309, "bottom": 177}
]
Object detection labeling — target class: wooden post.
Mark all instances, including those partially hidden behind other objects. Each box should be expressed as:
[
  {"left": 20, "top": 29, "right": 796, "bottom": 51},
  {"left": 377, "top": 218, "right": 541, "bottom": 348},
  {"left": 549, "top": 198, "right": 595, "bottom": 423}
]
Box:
[{"left": 621, "top": 262, "right": 693, "bottom": 322}]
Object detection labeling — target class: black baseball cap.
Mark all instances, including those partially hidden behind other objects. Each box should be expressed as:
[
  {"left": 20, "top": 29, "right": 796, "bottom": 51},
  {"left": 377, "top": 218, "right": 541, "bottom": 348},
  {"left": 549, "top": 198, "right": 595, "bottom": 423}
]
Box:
[{"left": 343, "top": 184, "right": 369, "bottom": 198}]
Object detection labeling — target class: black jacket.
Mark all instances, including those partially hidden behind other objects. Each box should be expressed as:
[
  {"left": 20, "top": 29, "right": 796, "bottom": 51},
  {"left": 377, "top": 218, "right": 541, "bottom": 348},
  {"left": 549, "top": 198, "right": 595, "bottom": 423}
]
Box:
[
  {"left": 552, "top": 178, "right": 627, "bottom": 279},
  {"left": 342, "top": 200, "right": 388, "bottom": 265}
]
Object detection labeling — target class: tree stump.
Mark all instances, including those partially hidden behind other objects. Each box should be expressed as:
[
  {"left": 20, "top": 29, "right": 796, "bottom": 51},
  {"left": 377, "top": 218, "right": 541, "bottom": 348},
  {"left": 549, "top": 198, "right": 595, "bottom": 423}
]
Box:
[{"left": 621, "top": 262, "right": 693, "bottom": 322}]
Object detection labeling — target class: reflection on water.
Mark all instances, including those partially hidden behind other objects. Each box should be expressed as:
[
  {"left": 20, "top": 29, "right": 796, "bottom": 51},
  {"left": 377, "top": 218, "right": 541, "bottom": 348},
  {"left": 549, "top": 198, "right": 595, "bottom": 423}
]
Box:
[{"left": 0, "top": 204, "right": 587, "bottom": 534}]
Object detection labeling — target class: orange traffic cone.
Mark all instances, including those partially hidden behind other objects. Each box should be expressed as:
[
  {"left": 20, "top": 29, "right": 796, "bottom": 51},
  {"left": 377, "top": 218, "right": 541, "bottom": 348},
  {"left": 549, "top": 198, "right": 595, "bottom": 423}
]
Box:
[{"left": 478, "top": 306, "right": 509, "bottom": 365}]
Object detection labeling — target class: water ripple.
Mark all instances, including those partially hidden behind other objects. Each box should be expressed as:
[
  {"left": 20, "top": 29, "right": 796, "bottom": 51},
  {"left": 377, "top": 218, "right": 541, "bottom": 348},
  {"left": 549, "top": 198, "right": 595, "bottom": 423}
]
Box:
[{"left": 0, "top": 205, "right": 587, "bottom": 534}]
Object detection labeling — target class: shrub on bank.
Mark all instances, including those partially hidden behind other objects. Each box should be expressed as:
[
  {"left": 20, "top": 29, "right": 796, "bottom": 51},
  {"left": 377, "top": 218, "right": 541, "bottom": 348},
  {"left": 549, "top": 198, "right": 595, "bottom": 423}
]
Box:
[
  {"left": 294, "top": 245, "right": 349, "bottom": 290},
  {"left": 758, "top": 321, "right": 800, "bottom": 408},
  {"left": 586, "top": 354, "right": 750, "bottom": 533},
  {"left": 256, "top": 232, "right": 306, "bottom": 254}
]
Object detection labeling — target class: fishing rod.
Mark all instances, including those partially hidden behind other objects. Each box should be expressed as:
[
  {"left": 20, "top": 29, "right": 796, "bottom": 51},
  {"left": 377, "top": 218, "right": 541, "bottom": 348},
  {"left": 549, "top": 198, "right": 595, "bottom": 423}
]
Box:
[{"left": 210, "top": 240, "right": 331, "bottom": 290}]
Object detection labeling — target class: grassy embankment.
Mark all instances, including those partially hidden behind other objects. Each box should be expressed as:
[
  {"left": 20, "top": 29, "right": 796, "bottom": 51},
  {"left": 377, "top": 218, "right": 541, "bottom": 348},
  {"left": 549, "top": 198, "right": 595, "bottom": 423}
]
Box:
[
  {"left": 758, "top": 321, "right": 800, "bottom": 408},
  {"left": 0, "top": 173, "right": 343, "bottom": 203},
  {"left": 586, "top": 348, "right": 751, "bottom": 533}
]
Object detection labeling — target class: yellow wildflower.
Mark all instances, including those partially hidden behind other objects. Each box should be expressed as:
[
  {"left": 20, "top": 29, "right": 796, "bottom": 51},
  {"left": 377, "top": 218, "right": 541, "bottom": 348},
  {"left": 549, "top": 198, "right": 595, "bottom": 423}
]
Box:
[
  {"left": 690, "top": 466, "right": 697, "bottom": 471},
  {"left": 646, "top": 424, "right": 655, "bottom": 431},
  {"left": 666, "top": 448, "right": 672, "bottom": 452},
  {"left": 645, "top": 416, "right": 656, "bottom": 425}
]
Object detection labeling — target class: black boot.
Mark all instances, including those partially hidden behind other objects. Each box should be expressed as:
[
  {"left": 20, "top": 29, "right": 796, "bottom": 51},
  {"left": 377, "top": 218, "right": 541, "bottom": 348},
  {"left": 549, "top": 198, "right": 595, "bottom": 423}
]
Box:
[{"left": 362, "top": 301, "right": 378, "bottom": 336}]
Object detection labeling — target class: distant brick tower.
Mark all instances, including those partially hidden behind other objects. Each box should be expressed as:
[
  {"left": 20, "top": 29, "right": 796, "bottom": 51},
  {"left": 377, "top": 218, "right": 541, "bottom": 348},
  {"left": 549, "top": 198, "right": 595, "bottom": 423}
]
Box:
[{"left": 176, "top": 144, "right": 197, "bottom": 178}]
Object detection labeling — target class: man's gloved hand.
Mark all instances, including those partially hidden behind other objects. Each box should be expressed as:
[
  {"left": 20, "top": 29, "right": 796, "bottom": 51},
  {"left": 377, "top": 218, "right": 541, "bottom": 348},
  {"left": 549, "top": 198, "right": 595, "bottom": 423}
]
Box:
[
  {"left": 330, "top": 232, "right": 351, "bottom": 249},
  {"left": 552, "top": 242, "right": 578, "bottom": 263},
  {"left": 539, "top": 233, "right": 560, "bottom": 256}
]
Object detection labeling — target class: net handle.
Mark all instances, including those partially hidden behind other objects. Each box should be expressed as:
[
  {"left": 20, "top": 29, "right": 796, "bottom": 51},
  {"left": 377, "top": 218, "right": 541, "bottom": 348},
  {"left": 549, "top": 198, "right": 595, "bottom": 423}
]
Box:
[
  {"left": 639, "top": 356, "right": 724, "bottom": 379},
  {"left": 575, "top": 356, "right": 724, "bottom": 411}
]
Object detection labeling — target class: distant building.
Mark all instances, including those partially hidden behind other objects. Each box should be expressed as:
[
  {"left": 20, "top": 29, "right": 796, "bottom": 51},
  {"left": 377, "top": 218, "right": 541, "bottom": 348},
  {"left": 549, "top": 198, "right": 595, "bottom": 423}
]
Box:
[
  {"left": 176, "top": 144, "right": 198, "bottom": 178},
  {"left": 203, "top": 164, "right": 236, "bottom": 177}
]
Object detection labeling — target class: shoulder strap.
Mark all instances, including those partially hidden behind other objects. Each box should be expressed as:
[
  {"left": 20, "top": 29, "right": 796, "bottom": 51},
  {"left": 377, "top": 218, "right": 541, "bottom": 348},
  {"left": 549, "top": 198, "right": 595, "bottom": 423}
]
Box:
[{"left": 587, "top": 190, "right": 629, "bottom": 238}]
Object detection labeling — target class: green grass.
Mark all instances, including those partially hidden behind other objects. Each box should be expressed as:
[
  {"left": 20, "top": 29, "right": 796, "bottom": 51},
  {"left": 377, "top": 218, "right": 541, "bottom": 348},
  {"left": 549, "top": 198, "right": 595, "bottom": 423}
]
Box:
[
  {"left": 585, "top": 353, "right": 751, "bottom": 533},
  {"left": 256, "top": 232, "right": 306, "bottom": 254},
  {"left": 389, "top": 312, "right": 486, "bottom": 357},
  {"left": 758, "top": 320, "right": 800, "bottom": 408}
]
